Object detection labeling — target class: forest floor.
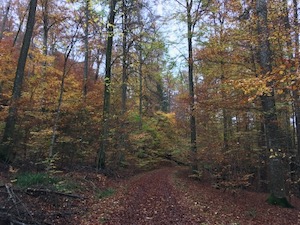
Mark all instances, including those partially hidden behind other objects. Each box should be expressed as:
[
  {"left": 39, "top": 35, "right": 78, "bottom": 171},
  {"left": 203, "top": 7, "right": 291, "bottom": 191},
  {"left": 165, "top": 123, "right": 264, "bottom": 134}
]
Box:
[
  {"left": 78, "top": 166, "right": 300, "bottom": 225},
  {"left": 1, "top": 165, "right": 300, "bottom": 224}
]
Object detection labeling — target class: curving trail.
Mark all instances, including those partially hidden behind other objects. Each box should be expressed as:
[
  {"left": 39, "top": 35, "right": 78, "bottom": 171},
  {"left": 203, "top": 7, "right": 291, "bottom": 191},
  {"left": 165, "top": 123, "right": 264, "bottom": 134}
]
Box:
[
  {"left": 105, "top": 167, "right": 203, "bottom": 225},
  {"left": 82, "top": 166, "right": 300, "bottom": 225}
]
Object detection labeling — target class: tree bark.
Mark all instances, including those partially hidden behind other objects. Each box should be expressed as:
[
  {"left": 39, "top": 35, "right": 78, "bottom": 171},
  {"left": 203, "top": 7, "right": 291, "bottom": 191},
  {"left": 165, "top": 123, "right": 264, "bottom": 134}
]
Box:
[
  {"left": 138, "top": 3, "right": 143, "bottom": 130},
  {"left": 290, "top": 0, "right": 300, "bottom": 196},
  {"left": 42, "top": 0, "right": 49, "bottom": 57},
  {"left": 97, "top": 0, "right": 118, "bottom": 170},
  {"left": 40, "top": 0, "right": 49, "bottom": 110},
  {"left": 121, "top": 0, "right": 128, "bottom": 114},
  {"left": 0, "top": 0, "right": 12, "bottom": 41},
  {"left": 138, "top": 46, "right": 143, "bottom": 130},
  {"left": 256, "top": 0, "right": 289, "bottom": 204},
  {"left": 13, "top": 4, "right": 30, "bottom": 47},
  {"left": 83, "top": 0, "right": 90, "bottom": 100},
  {"left": 186, "top": 0, "right": 197, "bottom": 170},
  {"left": 292, "top": 0, "right": 300, "bottom": 158},
  {"left": 0, "top": 0, "right": 37, "bottom": 162}
]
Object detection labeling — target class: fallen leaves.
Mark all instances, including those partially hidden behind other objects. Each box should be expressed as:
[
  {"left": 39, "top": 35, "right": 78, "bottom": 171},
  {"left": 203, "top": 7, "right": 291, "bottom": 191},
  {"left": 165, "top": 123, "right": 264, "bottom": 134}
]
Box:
[{"left": 2, "top": 165, "right": 299, "bottom": 224}]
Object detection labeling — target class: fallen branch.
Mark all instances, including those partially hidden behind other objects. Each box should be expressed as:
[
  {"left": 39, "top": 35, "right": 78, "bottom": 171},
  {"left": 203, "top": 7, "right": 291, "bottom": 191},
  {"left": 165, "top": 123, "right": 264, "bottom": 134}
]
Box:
[
  {"left": 25, "top": 188, "right": 84, "bottom": 199},
  {"left": 48, "top": 210, "right": 76, "bottom": 218},
  {"left": 163, "top": 154, "right": 189, "bottom": 166},
  {"left": 0, "top": 186, "right": 38, "bottom": 225}
]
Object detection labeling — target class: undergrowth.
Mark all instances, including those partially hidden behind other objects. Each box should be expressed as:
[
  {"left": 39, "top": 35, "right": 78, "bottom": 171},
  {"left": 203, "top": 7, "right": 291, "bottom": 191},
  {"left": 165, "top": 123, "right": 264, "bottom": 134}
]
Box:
[
  {"left": 96, "top": 188, "right": 115, "bottom": 199},
  {"left": 15, "top": 172, "right": 81, "bottom": 194},
  {"left": 15, "top": 172, "right": 58, "bottom": 188}
]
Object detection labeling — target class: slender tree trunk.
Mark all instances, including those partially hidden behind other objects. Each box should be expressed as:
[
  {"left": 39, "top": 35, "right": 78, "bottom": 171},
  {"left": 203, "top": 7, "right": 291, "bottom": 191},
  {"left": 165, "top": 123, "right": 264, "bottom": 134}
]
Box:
[
  {"left": 292, "top": 0, "right": 300, "bottom": 158},
  {"left": 13, "top": 4, "right": 30, "bottom": 47},
  {"left": 49, "top": 57, "right": 67, "bottom": 158},
  {"left": 83, "top": 0, "right": 90, "bottom": 100},
  {"left": 279, "top": 0, "right": 299, "bottom": 192},
  {"left": 49, "top": 26, "right": 79, "bottom": 158},
  {"left": 0, "top": 0, "right": 12, "bottom": 41},
  {"left": 118, "top": 0, "right": 129, "bottom": 164},
  {"left": 256, "top": 0, "right": 290, "bottom": 206},
  {"left": 137, "top": 3, "right": 143, "bottom": 130},
  {"left": 186, "top": 0, "right": 197, "bottom": 170},
  {"left": 40, "top": 0, "right": 49, "bottom": 110},
  {"left": 121, "top": 0, "right": 128, "bottom": 114},
  {"left": 94, "top": 47, "right": 104, "bottom": 81},
  {"left": 42, "top": 0, "right": 49, "bottom": 57},
  {"left": 290, "top": 0, "right": 300, "bottom": 196},
  {"left": 221, "top": 61, "right": 230, "bottom": 150},
  {"left": 0, "top": 0, "right": 37, "bottom": 162},
  {"left": 97, "top": 0, "right": 118, "bottom": 170},
  {"left": 138, "top": 46, "right": 143, "bottom": 130}
]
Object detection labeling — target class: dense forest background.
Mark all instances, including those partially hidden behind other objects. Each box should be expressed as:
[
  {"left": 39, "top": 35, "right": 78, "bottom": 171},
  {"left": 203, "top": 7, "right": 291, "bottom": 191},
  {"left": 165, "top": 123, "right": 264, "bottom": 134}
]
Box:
[{"left": 1, "top": 0, "right": 300, "bottom": 204}]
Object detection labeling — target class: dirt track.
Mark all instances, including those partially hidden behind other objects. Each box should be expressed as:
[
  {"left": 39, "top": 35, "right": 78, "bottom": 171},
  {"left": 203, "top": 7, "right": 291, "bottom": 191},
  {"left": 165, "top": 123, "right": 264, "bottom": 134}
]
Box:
[
  {"left": 105, "top": 167, "right": 203, "bottom": 225},
  {"left": 82, "top": 166, "right": 300, "bottom": 225}
]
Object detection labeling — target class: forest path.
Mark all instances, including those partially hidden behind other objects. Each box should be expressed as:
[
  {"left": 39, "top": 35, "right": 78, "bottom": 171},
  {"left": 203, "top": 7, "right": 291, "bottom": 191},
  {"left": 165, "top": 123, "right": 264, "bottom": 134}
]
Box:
[
  {"left": 105, "top": 167, "right": 203, "bottom": 225},
  {"left": 81, "top": 166, "right": 300, "bottom": 225},
  {"left": 83, "top": 167, "right": 203, "bottom": 225}
]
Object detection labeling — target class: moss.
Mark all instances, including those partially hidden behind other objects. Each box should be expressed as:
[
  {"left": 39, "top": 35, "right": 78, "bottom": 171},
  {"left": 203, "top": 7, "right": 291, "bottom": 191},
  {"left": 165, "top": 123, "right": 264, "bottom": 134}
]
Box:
[{"left": 266, "top": 194, "right": 293, "bottom": 208}]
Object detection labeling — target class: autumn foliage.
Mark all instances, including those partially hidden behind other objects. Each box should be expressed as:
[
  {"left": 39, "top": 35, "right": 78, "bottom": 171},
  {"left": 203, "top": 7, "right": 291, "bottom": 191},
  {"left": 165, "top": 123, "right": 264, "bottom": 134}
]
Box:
[{"left": 0, "top": 0, "right": 300, "bottom": 206}]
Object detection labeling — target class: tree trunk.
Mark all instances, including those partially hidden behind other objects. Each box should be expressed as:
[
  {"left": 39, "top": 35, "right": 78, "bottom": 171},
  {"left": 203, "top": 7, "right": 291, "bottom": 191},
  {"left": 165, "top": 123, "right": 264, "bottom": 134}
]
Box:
[
  {"left": 13, "top": 4, "right": 29, "bottom": 47},
  {"left": 0, "top": 0, "right": 37, "bottom": 162},
  {"left": 291, "top": 0, "right": 300, "bottom": 196},
  {"left": 292, "top": 0, "right": 300, "bottom": 158},
  {"left": 121, "top": 0, "right": 128, "bottom": 114},
  {"left": 40, "top": 0, "right": 49, "bottom": 109},
  {"left": 256, "top": 0, "right": 290, "bottom": 206},
  {"left": 186, "top": 0, "right": 197, "bottom": 170},
  {"left": 42, "top": 0, "right": 49, "bottom": 56},
  {"left": 0, "top": 0, "right": 12, "bottom": 41},
  {"left": 137, "top": 3, "right": 143, "bottom": 130},
  {"left": 83, "top": 0, "right": 90, "bottom": 100},
  {"left": 94, "top": 47, "right": 104, "bottom": 81},
  {"left": 220, "top": 60, "right": 230, "bottom": 150},
  {"left": 119, "top": 0, "right": 130, "bottom": 163},
  {"left": 49, "top": 25, "right": 79, "bottom": 158},
  {"left": 138, "top": 46, "right": 143, "bottom": 130},
  {"left": 49, "top": 56, "right": 67, "bottom": 158},
  {"left": 97, "top": 0, "right": 118, "bottom": 170}
]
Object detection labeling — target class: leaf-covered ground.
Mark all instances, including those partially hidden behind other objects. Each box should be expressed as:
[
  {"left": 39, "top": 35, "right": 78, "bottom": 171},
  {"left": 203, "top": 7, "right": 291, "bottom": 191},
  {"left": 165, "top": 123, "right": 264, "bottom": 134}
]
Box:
[
  {"left": 1, "top": 165, "right": 300, "bottom": 224},
  {"left": 79, "top": 167, "right": 300, "bottom": 225}
]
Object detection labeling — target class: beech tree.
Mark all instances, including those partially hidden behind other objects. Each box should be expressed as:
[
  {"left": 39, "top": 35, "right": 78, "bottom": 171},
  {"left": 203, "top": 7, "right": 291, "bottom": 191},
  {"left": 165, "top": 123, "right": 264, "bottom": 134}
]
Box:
[
  {"left": 255, "top": 0, "right": 290, "bottom": 204},
  {"left": 83, "top": 0, "right": 90, "bottom": 100},
  {"left": 0, "top": 0, "right": 299, "bottom": 206},
  {"left": 0, "top": 0, "right": 12, "bottom": 41},
  {"left": 97, "top": 0, "right": 118, "bottom": 170},
  {"left": 0, "top": 0, "right": 37, "bottom": 162},
  {"left": 174, "top": 0, "right": 210, "bottom": 170}
]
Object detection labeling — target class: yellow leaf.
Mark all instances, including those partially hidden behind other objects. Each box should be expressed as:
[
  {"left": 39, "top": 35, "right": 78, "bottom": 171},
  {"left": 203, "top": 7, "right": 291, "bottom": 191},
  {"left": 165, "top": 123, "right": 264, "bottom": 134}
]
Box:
[{"left": 277, "top": 89, "right": 284, "bottom": 95}]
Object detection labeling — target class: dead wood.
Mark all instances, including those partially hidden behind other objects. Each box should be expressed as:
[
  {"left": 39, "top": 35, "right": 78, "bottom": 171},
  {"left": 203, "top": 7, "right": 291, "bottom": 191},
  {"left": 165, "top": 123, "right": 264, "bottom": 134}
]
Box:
[
  {"left": 0, "top": 184, "right": 39, "bottom": 225},
  {"left": 24, "top": 188, "right": 84, "bottom": 199}
]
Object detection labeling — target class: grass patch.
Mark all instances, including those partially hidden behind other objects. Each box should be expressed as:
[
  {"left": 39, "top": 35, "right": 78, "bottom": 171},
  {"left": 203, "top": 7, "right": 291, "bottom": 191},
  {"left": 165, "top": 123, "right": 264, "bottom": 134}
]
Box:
[
  {"left": 16, "top": 172, "right": 58, "bottom": 188},
  {"left": 15, "top": 172, "right": 82, "bottom": 194},
  {"left": 96, "top": 188, "right": 115, "bottom": 199}
]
